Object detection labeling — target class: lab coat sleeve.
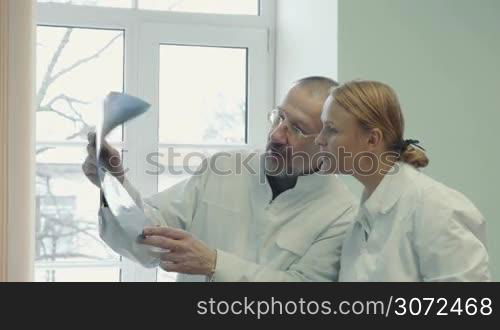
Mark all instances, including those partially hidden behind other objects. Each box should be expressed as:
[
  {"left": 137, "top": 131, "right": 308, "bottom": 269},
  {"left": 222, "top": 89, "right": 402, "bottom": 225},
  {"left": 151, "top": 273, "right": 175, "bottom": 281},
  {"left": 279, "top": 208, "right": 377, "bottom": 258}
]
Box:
[
  {"left": 415, "top": 193, "right": 491, "bottom": 282},
  {"left": 211, "top": 207, "right": 356, "bottom": 282}
]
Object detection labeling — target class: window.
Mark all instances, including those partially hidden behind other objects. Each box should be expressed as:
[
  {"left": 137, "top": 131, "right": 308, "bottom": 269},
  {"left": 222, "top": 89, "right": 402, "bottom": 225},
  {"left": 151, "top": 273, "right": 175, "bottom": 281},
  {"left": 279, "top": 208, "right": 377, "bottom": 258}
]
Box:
[{"left": 36, "top": 1, "right": 274, "bottom": 282}]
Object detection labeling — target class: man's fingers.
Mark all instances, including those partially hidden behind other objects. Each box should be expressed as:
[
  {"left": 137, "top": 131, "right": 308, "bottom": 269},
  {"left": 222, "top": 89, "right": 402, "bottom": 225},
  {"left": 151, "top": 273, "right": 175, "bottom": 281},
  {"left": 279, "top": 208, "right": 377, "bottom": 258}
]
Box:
[
  {"left": 82, "top": 161, "right": 97, "bottom": 175},
  {"left": 83, "top": 155, "right": 97, "bottom": 168},
  {"left": 143, "top": 227, "right": 189, "bottom": 240},
  {"left": 82, "top": 160, "right": 101, "bottom": 187},
  {"left": 160, "top": 261, "right": 181, "bottom": 273},
  {"left": 87, "top": 144, "right": 96, "bottom": 157},
  {"left": 160, "top": 252, "right": 183, "bottom": 263},
  {"left": 87, "top": 131, "right": 96, "bottom": 145},
  {"left": 142, "top": 227, "right": 172, "bottom": 237},
  {"left": 140, "top": 235, "right": 180, "bottom": 250},
  {"left": 87, "top": 131, "right": 117, "bottom": 160}
]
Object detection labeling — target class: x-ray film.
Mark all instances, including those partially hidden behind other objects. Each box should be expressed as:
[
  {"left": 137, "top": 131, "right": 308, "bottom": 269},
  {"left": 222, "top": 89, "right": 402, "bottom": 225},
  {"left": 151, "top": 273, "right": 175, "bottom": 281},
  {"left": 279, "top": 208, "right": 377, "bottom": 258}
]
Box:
[{"left": 96, "top": 92, "right": 161, "bottom": 268}]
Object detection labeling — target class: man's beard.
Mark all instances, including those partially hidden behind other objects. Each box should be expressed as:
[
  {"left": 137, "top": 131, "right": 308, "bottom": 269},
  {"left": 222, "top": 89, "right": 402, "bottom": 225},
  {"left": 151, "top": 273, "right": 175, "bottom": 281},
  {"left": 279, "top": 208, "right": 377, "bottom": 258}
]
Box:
[
  {"left": 264, "top": 144, "right": 301, "bottom": 177},
  {"left": 264, "top": 156, "right": 290, "bottom": 177}
]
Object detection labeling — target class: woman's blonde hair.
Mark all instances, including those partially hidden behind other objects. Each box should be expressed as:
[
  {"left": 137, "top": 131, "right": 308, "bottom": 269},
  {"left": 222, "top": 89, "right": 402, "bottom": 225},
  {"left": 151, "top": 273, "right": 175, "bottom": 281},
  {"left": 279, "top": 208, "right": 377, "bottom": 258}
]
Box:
[{"left": 330, "top": 80, "right": 429, "bottom": 168}]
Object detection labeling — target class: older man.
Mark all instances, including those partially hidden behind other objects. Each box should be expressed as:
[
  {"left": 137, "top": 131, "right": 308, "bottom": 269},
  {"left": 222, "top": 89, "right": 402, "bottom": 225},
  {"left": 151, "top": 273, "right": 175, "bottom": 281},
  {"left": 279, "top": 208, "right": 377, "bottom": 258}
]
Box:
[{"left": 83, "top": 76, "right": 357, "bottom": 282}]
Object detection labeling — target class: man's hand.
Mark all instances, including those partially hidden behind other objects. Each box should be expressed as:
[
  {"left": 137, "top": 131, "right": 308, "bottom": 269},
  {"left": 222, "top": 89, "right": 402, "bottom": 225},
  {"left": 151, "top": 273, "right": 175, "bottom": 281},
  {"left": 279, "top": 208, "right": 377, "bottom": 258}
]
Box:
[
  {"left": 82, "top": 131, "right": 125, "bottom": 187},
  {"left": 140, "top": 227, "right": 217, "bottom": 276}
]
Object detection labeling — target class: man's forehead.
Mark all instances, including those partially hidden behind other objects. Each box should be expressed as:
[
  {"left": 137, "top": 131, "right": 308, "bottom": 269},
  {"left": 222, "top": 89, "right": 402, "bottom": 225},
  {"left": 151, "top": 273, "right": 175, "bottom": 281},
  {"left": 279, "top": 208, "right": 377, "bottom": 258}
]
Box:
[
  {"left": 277, "top": 104, "right": 309, "bottom": 123},
  {"left": 280, "top": 86, "right": 324, "bottom": 117}
]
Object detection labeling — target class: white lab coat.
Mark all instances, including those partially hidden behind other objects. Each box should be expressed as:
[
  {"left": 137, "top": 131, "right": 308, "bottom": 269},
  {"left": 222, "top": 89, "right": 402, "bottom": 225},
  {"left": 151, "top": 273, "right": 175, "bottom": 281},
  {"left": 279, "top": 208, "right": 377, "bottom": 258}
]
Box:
[
  {"left": 339, "top": 162, "right": 491, "bottom": 282},
  {"left": 99, "top": 150, "right": 358, "bottom": 282}
]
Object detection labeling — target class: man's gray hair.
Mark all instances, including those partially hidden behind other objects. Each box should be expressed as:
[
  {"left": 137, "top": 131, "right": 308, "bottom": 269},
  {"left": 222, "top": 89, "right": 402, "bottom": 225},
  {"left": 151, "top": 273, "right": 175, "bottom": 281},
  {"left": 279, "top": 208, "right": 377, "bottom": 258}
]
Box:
[{"left": 294, "top": 76, "right": 339, "bottom": 100}]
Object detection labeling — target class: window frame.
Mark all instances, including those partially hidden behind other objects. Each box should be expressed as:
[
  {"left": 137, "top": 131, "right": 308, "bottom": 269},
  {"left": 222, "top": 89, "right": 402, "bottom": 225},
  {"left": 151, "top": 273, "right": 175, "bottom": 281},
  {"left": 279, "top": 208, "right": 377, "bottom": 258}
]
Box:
[{"left": 36, "top": 1, "right": 275, "bottom": 282}]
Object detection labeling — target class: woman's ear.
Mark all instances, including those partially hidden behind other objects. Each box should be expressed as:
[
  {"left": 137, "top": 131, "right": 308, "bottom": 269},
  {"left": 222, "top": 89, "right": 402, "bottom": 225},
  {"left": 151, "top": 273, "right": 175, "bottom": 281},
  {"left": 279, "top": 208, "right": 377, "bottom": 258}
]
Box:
[{"left": 366, "top": 128, "right": 384, "bottom": 151}]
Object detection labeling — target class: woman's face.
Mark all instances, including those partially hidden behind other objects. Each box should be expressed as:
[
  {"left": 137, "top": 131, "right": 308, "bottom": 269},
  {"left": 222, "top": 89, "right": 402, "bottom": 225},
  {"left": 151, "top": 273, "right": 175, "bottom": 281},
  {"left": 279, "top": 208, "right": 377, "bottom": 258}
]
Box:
[{"left": 315, "top": 96, "right": 371, "bottom": 175}]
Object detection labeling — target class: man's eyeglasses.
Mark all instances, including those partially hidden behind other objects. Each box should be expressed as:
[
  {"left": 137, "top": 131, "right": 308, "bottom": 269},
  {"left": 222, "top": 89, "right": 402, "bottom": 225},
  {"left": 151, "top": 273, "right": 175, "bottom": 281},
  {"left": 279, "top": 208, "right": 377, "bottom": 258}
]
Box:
[{"left": 268, "top": 108, "right": 318, "bottom": 140}]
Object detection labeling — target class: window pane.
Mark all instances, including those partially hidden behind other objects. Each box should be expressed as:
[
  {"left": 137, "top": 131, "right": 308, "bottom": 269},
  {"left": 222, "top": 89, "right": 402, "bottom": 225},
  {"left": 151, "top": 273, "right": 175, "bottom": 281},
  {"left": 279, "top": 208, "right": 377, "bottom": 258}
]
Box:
[
  {"left": 36, "top": 25, "right": 124, "bottom": 282},
  {"left": 139, "top": 0, "right": 259, "bottom": 15},
  {"left": 159, "top": 45, "right": 247, "bottom": 145},
  {"left": 36, "top": 147, "right": 120, "bottom": 267},
  {"left": 35, "top": 145, "right": 125, "bottom": 283},
  {"left": 38, "top": 0, "right": 132, "bottom": 8},
  {"left": 37, "top": 26, "right": 124, "bottom": 143}
]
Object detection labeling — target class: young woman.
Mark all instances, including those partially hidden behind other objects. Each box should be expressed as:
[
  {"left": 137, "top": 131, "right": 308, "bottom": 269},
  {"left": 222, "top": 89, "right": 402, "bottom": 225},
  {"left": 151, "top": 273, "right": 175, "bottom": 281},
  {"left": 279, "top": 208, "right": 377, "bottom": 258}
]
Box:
[{"left": 315, "top": 80, "right": 491, "bottom": 281}]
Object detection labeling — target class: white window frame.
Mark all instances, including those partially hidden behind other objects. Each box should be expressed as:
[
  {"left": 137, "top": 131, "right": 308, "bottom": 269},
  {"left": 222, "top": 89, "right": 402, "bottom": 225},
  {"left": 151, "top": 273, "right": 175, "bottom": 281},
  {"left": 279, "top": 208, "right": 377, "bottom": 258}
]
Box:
[{"left": 36, "top": 1, "right": 275, "bottom": 282}]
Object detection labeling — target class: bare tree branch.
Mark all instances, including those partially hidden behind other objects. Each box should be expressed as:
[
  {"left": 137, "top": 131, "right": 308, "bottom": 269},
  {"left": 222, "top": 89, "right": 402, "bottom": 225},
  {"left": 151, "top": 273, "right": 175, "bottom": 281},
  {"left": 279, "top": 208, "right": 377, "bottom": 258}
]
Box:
[
  {"left": 39, "top": 93, "right": 92, "bottom": 139},
  {"left": 36, "top": 147, "right": 54, "bottom": 155},
  {"left": 38, "top": 106, "right": 82, "bottom": 123},
  {"left": 65, "top": 126, "right": 92, "bottom": 141},
  {"left": 46, "top": 93, "right": 89, "bottom": 109},
  {"left": 48, "top": 33, "right": 122, "bottom": 85},
  {"left": 37, "top": 28, "right": 73, "bottom": 108}
]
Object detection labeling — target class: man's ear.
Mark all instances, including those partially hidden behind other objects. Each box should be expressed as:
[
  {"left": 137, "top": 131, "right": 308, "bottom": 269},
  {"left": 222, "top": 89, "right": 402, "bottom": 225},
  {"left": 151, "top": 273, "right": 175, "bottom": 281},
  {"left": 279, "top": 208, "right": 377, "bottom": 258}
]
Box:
[{"left": 367, "top": 128, "right": 384, "bottom": 151}]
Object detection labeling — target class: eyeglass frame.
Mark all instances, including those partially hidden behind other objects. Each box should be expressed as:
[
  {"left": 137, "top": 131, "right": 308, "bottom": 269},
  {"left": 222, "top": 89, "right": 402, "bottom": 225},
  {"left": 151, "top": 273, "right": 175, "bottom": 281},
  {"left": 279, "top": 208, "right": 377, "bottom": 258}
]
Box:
[{"left": 267, "top": 108, "right": 319, "bottom": 140}]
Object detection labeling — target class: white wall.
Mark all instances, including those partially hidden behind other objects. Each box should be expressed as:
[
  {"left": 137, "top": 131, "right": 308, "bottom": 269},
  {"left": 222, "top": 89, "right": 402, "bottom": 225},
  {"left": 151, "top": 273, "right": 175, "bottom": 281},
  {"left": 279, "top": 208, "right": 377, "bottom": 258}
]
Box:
[
  {"left": 275, "top": 0, "right": 338, "bottom": 103},
  {"left": 338, "top": 0, "right": 500, "bottom": 280},
  {"left": 275, "top": 0, "right": 363, "bottom": 198}
]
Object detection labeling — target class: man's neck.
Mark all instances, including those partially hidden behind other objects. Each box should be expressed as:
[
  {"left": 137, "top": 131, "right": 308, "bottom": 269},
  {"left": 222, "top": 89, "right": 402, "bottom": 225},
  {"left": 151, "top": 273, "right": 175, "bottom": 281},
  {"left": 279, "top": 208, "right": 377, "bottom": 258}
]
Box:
[{"left": 266, "top": 175, "right": 299, "bottom": 201}]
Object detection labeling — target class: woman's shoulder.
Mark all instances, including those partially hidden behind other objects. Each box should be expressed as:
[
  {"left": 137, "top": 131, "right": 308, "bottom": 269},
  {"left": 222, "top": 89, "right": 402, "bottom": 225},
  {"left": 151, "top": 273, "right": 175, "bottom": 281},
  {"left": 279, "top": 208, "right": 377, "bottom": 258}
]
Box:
[
  {"left": 402, "top": 165, "right": 485, "bottom": 239},
  {"left": 414, "top": 169, "right": 480, "bottom": 217}
]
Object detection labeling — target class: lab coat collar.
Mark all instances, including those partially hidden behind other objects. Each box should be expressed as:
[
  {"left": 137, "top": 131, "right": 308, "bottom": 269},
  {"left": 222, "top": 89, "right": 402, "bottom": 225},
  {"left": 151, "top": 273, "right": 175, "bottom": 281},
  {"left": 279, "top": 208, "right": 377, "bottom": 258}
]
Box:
[{"left": 360, "top": 162, "right": 414, "bottom": 221}]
